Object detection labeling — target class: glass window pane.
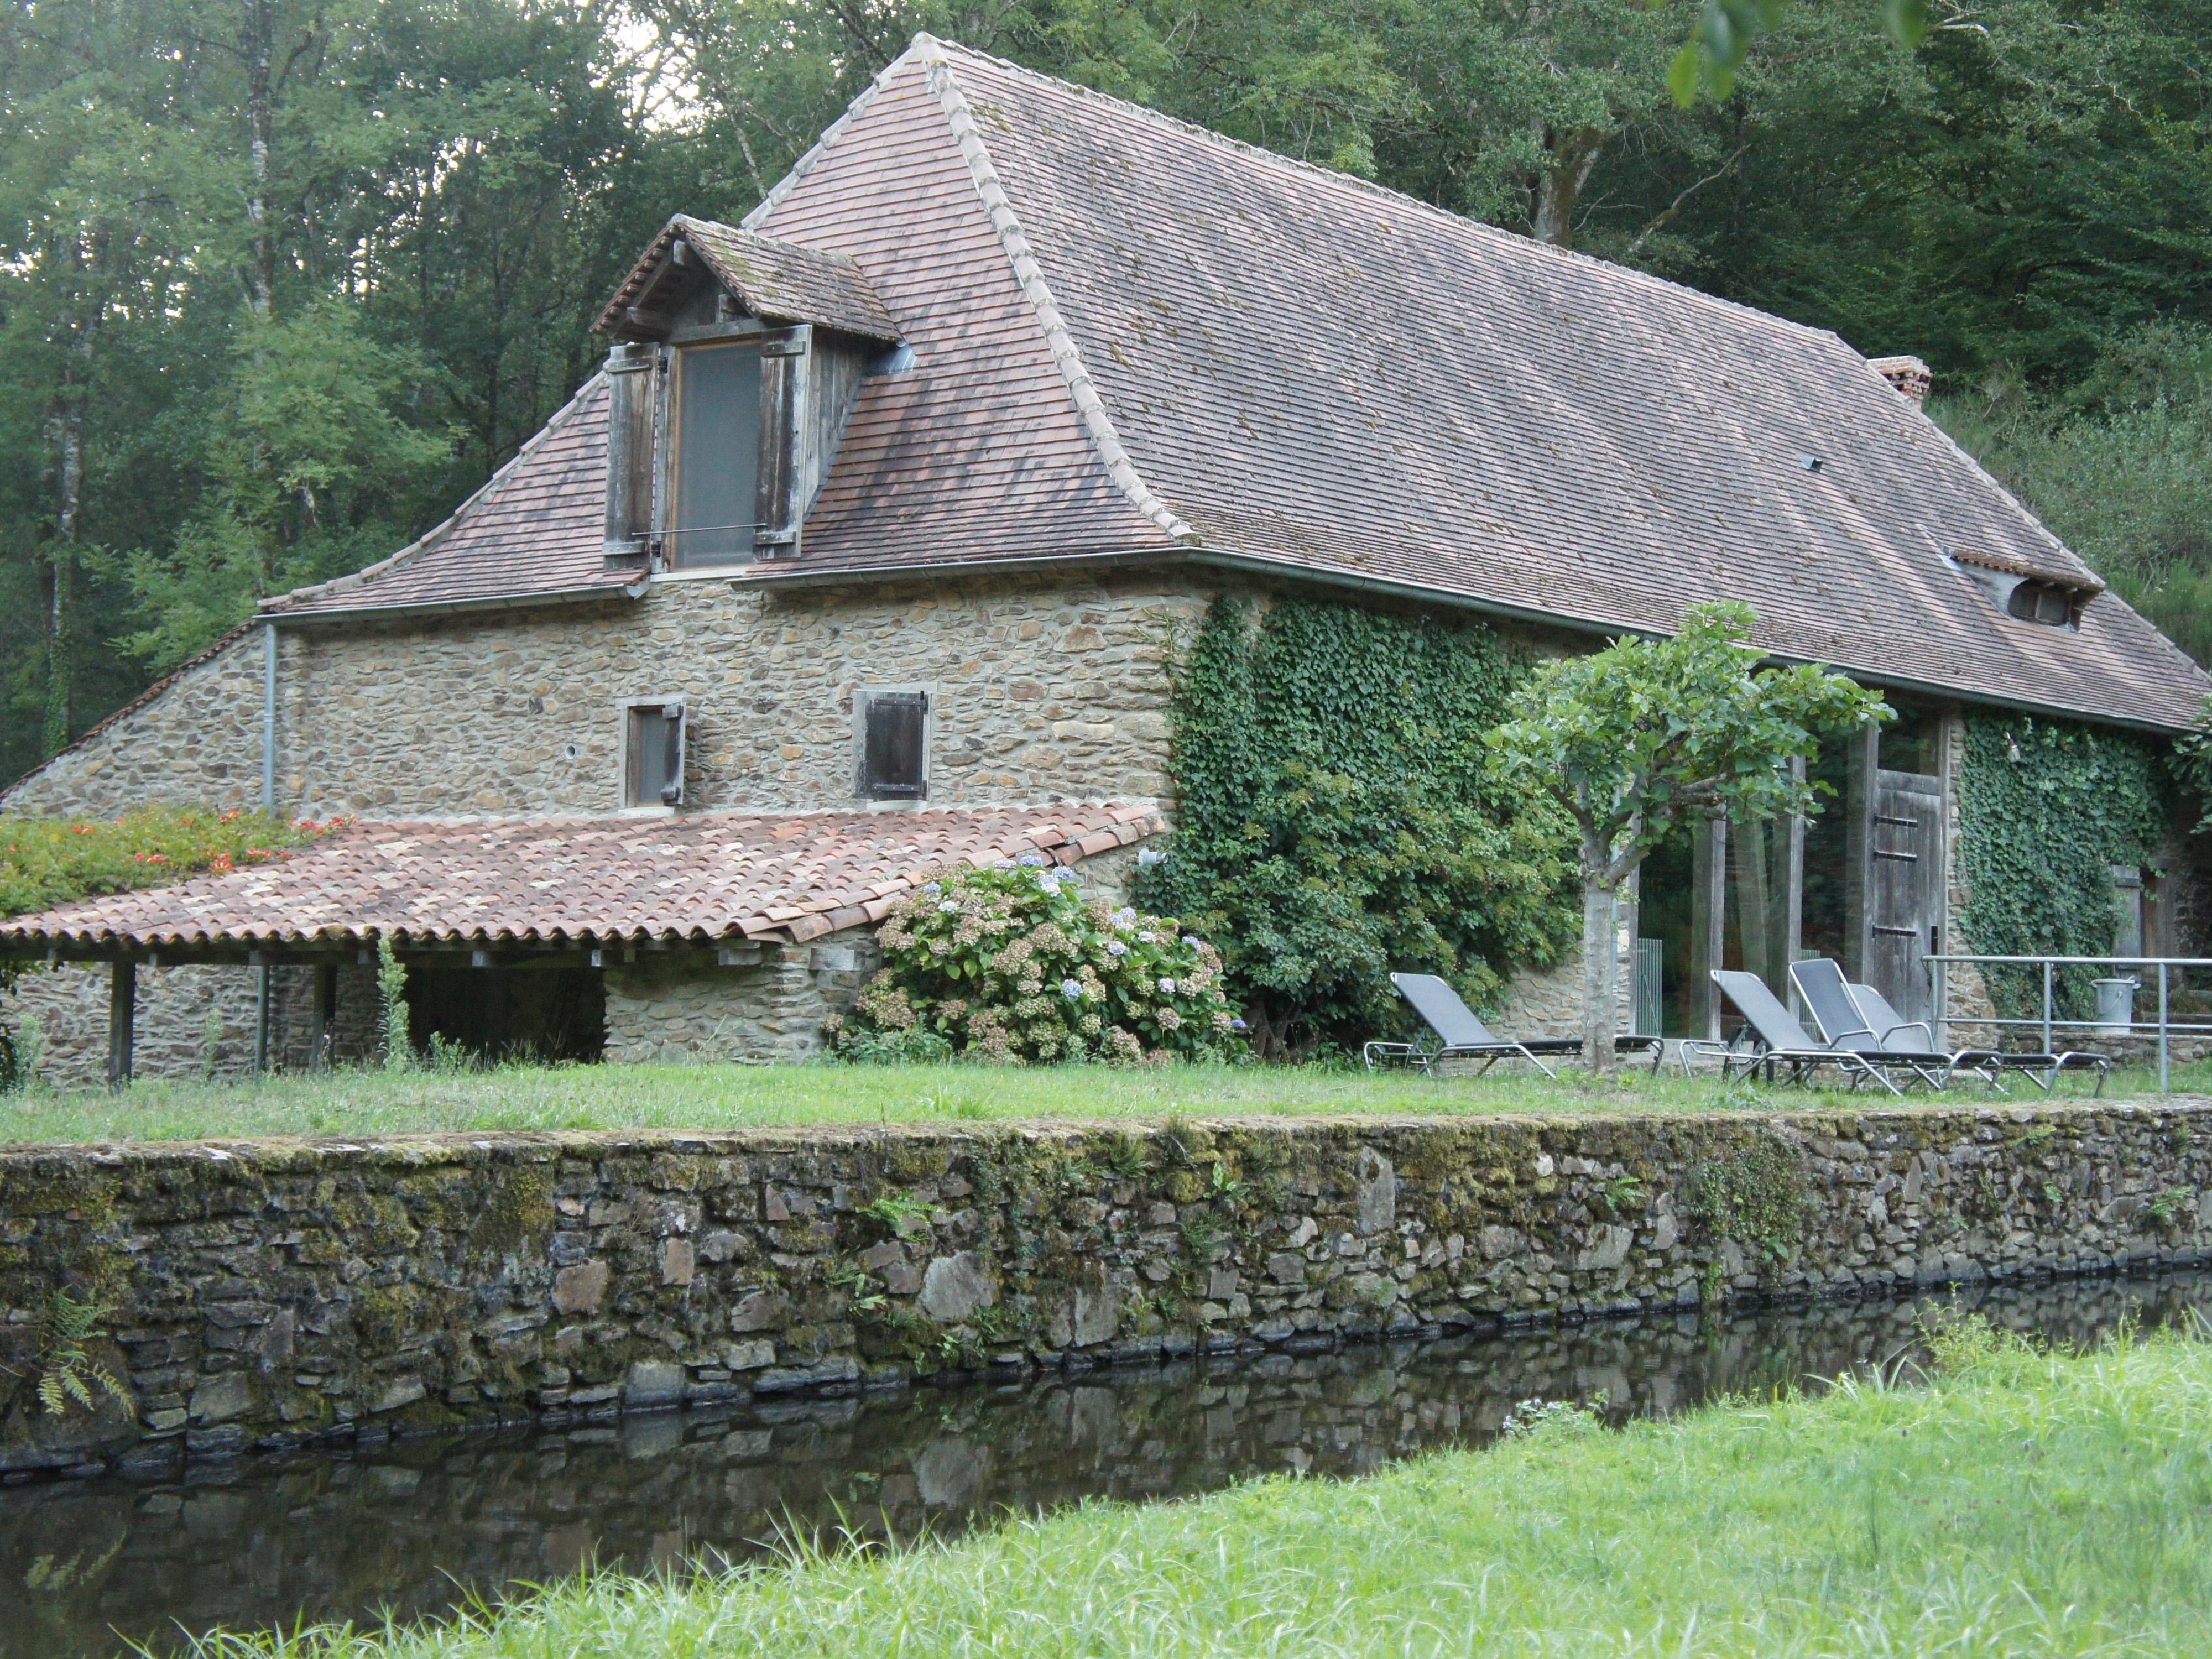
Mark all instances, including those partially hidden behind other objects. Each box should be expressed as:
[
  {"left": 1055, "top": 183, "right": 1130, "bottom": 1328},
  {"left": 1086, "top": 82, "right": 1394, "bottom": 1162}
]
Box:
[
  {"left": 1723, "top": 812, "right": 1792, "bottom": 1003},
  {"left": 671, "top": 343, "right": 760, "bottom": 567}
]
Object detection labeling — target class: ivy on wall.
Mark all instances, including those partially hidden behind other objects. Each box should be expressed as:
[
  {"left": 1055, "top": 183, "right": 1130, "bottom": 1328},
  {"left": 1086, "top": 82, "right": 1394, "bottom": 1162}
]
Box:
[
  {"left": 1955, "top": 713, "right": 2169, "bottom": 1018},
  {"left": 1133, "top": 597, "right": 1575, "bottom": 1053}
]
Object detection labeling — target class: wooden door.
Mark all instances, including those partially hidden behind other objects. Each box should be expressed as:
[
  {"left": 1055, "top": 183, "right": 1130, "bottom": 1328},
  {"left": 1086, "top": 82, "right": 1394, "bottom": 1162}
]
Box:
[{"left": 1867, "top": 769, "right": 1944, "bottom": 1025}]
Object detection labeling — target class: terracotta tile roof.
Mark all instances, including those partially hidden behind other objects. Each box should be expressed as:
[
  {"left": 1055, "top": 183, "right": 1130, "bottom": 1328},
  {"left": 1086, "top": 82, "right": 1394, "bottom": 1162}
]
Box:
[
  {"left": 596, "top": 216, "right": 904, "bottom": 343},
  {"left": 253, "top": 36, "right": 2211, "bottom": 732},
  {"left": 0, "top": 805, "right": 1166, "bottom": 954}
]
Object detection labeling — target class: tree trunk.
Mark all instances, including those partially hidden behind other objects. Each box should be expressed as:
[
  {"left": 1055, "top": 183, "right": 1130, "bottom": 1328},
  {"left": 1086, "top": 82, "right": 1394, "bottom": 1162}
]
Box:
[
  {"left": 41, "top": 320, "right": 91, "bottom": 758},
  {"left": 1531, "top": 127, "right": 1607, "bottom": 249},
  {"left": 243, "top": 0, "right": 276, "bottom": 322},
  {"left": 1580, "top": 831, "right": 1619, "bottom": 1074}
]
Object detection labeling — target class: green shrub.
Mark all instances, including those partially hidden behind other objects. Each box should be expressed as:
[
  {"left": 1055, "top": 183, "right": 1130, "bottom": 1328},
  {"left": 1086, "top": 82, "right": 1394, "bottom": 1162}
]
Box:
[{"left": 826, "top": 858, "right": 1244, "bottom": 1065}]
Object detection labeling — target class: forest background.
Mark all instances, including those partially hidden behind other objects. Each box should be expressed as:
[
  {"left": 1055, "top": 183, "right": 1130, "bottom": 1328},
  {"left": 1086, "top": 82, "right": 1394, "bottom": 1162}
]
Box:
[{"left": 3, "top": 0, "right": 2208, "bottom": 786}]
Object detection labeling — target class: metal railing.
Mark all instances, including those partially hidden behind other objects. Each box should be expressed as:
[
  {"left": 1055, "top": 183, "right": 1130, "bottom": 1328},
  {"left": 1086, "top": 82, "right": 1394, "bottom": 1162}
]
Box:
[{"left": 1928, "top": 953, "right": 2212, "bottom": 1094}]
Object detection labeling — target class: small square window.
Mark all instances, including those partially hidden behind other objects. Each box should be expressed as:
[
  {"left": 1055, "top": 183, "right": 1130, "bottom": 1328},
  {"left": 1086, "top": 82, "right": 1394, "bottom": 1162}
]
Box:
[
  {"left": 625, "top": 701, "right": 686, "bottom": 807},
  {"left": 859, "top": 690, "right": 927, "bottom": 801}
]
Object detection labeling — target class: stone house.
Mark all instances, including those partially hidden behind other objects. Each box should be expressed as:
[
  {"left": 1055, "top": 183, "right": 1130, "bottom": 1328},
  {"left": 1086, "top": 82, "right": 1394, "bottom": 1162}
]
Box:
[{"left": 4, "top": 35, "right": 2208, "bottom": 1084}]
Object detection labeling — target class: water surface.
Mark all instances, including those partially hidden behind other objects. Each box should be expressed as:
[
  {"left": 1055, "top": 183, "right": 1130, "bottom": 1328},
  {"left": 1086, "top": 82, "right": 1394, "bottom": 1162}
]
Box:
[{"left": 6, "top": 1270, "right": 2205, "bottom": 1658}]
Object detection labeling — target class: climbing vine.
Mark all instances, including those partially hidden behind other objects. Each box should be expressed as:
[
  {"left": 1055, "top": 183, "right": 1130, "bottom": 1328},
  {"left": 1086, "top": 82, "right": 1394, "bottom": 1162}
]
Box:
[
  {"left": 1956, "top": 713, "right": 2169, "bottom": 1019},
  {"left": 1134, "top": 597, "right": 1576, "bottom": 1053}
]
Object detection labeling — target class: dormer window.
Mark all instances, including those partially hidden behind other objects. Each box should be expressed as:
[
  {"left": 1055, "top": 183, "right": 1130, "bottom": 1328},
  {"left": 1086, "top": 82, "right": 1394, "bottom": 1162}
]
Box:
[
  {"left": 596, "top": 215, "right": 902, "bottom": 575},
  {"left": 669, "top": 341, "right": 763, "bottom": 566},
  {"left": 1947, "top": 552, "right": 2096, "bottom": 631}
]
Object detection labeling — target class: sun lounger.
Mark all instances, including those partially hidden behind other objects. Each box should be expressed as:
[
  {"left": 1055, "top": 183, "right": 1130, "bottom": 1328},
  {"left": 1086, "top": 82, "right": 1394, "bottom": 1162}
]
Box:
[
  {"left": 1680, "top": 969, "right": 1902, "bottom": 1095},
  {"left": 1788, "top": 957, "right": 1953, "bottom": 1089},
  {"left": 1363, "top": 972, "right": 1662, "bottom": 1075},
  {"left": 1849, "top": 977, "right": 2110, "bottom": 1098}
]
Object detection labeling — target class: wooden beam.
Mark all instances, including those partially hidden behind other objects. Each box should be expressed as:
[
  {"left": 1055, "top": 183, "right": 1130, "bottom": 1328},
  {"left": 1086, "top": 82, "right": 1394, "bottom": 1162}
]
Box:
[{"left": 106, "top": 960, "right": 135, "bottom": 1090}]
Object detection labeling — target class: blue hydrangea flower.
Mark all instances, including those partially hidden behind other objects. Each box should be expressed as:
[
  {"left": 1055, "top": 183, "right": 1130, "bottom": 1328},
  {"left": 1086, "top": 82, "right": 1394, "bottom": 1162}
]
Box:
[
  {"left": 1137, "top": 930, "right": 1156, "bottom": 943},
  {"left": 1061, "top": 979, "right": 1082, "bottom": 998},
  {"left": 1159, "top": 977, "right": 1177, "bottom": 995},
  {"left": 1182, "top": 935, "right": 1200, "bottom": 947},
  {"left": 1113, "top": 906, "right": 1138, "bottom": 928},
  {"left": 922, "top": 882, "right": 941, "bottom": 895},
  {"left": 1018, "top": 850, "right": 1047, "bottom": 867},
  {"left": 938, "top": 901, "right": 960, "bottom": 914},
  {"left": 1230, "top": 1018, "right": 1248, "bottom": 1031},
  {"left": 1108, "top": 941, "right": 1129, "bottom": 957}
]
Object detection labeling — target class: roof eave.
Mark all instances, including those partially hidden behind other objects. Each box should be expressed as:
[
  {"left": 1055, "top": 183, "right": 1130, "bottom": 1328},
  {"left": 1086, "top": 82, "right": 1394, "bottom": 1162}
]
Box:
[
  {"left": 739, "top": 544, "right": 2198, "bottom": 735},
  {"left": 259, "top": 579, "right": 650, "bottom": 628}
]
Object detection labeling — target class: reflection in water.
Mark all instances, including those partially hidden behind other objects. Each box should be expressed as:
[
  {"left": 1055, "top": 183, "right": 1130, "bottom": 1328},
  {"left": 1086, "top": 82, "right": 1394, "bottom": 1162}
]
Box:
[{"left": 5, "top": 1271, "right": 2207, "bottom": 1658}]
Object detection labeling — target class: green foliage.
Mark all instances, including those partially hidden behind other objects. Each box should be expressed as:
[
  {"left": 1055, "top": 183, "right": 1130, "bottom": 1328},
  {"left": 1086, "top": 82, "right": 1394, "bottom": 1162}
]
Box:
[
  {"left": 0, "top": 805, "right": 325, "bottom": 920},
  {"left": 1955, "top": 714, "right": 2169, "bottom": 1020},
  {"left": 377, "top": 935, "right": 413, "bottom": 1073},
  {"left": 828, "top": 860, "right": 1243, "bottom": 1065},
  {"left": 1685, "top": 1134, "right": 1809, "bottom": 1261},
  {"left": 30, "top": 1290, "right": 129, "bottom": 1417},
  {"left": 1489, "top": 601, "right": 1885, "bottom": 1065},
  {"left": 1490, "top": 602, "right": 1887, "bottom": 880},
  {"left": 1135, "top": 596, "right": 1574, "bottom": 1053}
]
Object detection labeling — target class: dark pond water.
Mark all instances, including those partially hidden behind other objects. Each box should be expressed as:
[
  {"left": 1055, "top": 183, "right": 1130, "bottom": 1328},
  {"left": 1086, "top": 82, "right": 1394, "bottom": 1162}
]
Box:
[{"left": 7, "top": 1270, "right": 2210, "bottom": 1659}]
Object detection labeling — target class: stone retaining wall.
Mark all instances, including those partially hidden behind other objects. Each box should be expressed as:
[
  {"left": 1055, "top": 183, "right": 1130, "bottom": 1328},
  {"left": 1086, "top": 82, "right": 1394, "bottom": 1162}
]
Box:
[{"left": 5, "top": 1101, "right": 2210, "bottom": 1475}]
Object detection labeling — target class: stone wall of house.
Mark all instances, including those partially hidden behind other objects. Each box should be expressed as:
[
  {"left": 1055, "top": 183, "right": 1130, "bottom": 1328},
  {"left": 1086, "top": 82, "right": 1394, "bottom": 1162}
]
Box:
[
  {"left": 4, "top": 1100, "right": 2208, "bottom": 1474},
  {"left": 2, "top": 574, "right": 1198, "bottom": 823},
  {"left": 603, "top": 936, "right": 880, "bottom": 1065},
  {"left": 4, "top": 963, "right": 378, "bottom": 1091}
]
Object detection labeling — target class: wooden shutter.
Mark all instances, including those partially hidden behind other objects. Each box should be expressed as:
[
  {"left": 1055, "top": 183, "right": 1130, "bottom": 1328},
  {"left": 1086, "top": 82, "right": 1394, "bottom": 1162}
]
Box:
[
  {"left": 602, "top": 343, "right": 660, "bottom": 567},
  {"left": 864, "top": 691, "right": 927, "bottom": 800},
  {"left": 658, "top": 701, "right": 687, "bottom": 806},
  {"left": 754, "top": 325, "right": 810, "bottom": 555}
]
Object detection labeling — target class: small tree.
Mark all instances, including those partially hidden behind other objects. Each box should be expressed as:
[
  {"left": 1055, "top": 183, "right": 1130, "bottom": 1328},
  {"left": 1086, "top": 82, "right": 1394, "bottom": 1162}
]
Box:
[{"left": 1488, "top": 602, "right": 1888, "bottom": 1072}]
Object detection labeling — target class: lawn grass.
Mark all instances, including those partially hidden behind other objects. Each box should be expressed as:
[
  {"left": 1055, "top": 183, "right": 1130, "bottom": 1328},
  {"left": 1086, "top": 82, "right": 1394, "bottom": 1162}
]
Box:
[
  {"left": 197, "top": 1321, "right": 2212, "bottom": 1657},
  {"left": 0, "top": 1053, "right": 2185, "bottom": 1147}
]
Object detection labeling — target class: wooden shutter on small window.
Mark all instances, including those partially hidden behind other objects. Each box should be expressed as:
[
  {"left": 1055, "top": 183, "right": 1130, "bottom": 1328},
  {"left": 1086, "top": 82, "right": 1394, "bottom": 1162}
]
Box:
[
  {"left": 864, "top": 691, "right": 927, "bottom": 800},
  {"left": 754, "top": 325, "right": 810, "bottom": 555},
  {"left": 603, "top": 342, "right": 661, "bottom": 567}
]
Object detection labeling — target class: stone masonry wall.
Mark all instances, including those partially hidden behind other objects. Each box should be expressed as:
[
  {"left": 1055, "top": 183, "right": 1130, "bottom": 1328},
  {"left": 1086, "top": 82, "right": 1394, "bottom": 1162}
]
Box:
[
  {"left": 2, "top": 573, "right": 1198, "bottom": 822},
  {"left": 3, "top": 1099, "right": 2209, "bottom": 1474}
]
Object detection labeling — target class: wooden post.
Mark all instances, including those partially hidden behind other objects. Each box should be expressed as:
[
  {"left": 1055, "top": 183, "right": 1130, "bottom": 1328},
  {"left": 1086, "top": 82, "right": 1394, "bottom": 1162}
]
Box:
[
  {"left": 1843, "top": 724, "right": 1877, "bottom": 983},
  {"left": 1690, "top": 817, "right": 1727, "bottom": 1041},
  {"left": 106, "top": 960, "right": 135, "bottom": 1090},
  {"left": 312, "top": 962, "right": 338, "bottom": 1068}
]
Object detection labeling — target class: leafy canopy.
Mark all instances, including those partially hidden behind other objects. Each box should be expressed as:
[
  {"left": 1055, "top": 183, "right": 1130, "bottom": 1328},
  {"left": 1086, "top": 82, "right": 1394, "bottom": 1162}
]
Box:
[{"left": 1487, "top": 602, "right": 1888, "bottom": 884}]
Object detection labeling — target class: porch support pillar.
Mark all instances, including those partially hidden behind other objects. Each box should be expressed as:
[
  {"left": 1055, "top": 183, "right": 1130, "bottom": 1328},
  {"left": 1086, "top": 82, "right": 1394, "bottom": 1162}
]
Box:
[{"left": 106, "top": 959, "right": 135, "bottom": 1090}]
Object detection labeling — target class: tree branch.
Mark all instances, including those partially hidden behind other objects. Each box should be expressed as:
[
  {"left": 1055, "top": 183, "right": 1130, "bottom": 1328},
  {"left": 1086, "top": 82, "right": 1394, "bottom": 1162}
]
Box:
[{"left": 1623, "top": 145, "right": 1747, "bottom": 262}]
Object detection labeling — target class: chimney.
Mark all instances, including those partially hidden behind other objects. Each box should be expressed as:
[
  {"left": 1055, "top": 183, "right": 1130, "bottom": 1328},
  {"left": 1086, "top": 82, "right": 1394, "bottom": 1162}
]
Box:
[{"left": 1869, "top": 354, "right": 1932, "bottom": 406}]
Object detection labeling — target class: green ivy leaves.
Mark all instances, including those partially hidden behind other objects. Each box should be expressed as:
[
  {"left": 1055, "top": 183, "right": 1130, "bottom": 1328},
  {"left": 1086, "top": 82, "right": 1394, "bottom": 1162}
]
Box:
[{"left": 1135, "top": 597, "right": 1577, "bottom": 1053}]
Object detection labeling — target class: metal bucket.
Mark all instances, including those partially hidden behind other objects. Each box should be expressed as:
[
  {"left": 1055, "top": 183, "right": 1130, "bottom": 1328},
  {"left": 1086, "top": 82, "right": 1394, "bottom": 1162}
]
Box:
[{"left": 2093, "top": 977, "right": 2138, "bottom": 1039}]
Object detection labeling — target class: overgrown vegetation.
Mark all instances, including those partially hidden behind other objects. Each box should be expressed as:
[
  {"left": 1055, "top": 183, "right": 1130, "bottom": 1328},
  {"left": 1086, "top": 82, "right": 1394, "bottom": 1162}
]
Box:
[
  {"left": 1954, "top": 714, "right": 2169, "bottom": 1019},
  {"left": 827, "top": 859, "right": 1242, "bottom": 1065},
  {"left": 1685, "top": 1134, "right": 1811, "bottom": 1266},
  {"left": 1135, "top": 597, "right": 1574, "bottom": 1055},
  {"left": 178, "top": 1323, "right": 2212, "bottom": 1657},
  {"left": 0, "top": 806, "right": 327, "bottom": 920},
  {"left": 24, "top": 1288, "right": 129, "bottom": 1417}
]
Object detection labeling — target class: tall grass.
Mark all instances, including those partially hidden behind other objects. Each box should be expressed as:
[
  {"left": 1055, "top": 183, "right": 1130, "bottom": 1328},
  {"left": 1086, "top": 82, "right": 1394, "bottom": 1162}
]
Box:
[{"left": 188, "top": 1322, "right": 2212, "bottom": 1657}]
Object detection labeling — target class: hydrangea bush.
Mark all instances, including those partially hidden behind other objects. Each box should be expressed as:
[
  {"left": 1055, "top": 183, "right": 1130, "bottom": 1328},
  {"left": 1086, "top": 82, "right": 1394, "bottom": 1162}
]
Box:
[{"left": 825, "top": 855, "right": 1245, "bottom": 1065}]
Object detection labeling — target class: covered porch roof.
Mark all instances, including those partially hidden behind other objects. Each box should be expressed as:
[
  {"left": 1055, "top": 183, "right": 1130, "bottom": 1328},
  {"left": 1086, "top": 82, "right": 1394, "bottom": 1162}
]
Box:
[{"left": 0, "top": 804, "right": 1166, "bottom": 965}]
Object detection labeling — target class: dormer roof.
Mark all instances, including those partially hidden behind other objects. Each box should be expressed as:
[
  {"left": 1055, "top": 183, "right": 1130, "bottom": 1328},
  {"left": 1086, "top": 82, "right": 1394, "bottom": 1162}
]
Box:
[{"left": 594, "top": 214, "right": 902, "bottom": 343}]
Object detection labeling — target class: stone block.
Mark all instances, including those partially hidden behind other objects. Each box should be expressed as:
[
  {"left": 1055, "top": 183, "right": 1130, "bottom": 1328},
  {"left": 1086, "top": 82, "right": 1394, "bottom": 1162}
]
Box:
[
  {"left": 920, "top": 1253, "right": 997, "bottom": 1323},
  {"left": 659, "top": 1237, "right": 696, "bottom": 1287},
  {"left": 551, "top": 1260, "right": 609, "bottom": 1314},
  {"left": 623, "top": 1361, "right": 685, "bottom": 1408},
  {"left": 187, "top": 1371, "right": 253, "bottom": 1426},
  {"left": 724, "top": 1339, "right": 775, "bottom": 1371},
  {"left": 371, "top": 1376, "right": 426, "bottom": 1414},
  {"left": 1267, "top": 1251, "right": 1307, "bottom": 1288},
  {"left": 730, "top": 1291, "right": 789, "bottom": 1332}
]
